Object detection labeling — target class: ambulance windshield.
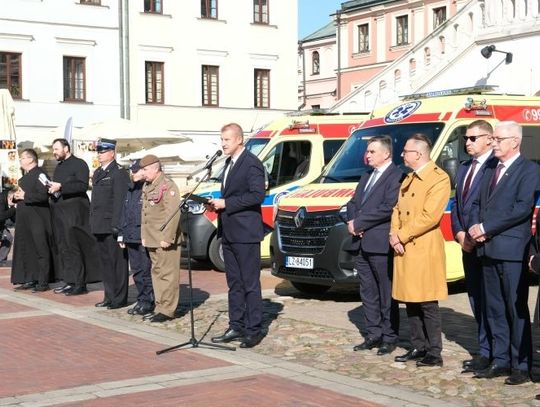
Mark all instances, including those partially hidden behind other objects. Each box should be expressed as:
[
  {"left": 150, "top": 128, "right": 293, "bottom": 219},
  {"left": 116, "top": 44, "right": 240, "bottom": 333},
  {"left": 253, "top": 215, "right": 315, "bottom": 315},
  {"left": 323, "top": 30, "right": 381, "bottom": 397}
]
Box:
[{"left": 320, "top": 123, "right": 444, "bottom": 183}]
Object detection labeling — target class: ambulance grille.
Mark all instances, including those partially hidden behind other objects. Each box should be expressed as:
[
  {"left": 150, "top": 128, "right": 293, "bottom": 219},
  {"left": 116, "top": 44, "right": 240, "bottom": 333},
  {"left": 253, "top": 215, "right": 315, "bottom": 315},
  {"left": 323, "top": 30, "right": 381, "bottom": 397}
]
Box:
[{"left": 276, "top": 210, "right": 340, "bottom": 255}]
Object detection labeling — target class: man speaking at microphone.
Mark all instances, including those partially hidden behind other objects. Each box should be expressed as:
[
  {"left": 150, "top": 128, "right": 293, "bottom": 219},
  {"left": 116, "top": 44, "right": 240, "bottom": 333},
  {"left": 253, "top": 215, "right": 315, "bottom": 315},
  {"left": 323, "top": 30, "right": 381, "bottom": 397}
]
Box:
[{"left": 208, "top": 123, "right": 266, "bottom": 348}]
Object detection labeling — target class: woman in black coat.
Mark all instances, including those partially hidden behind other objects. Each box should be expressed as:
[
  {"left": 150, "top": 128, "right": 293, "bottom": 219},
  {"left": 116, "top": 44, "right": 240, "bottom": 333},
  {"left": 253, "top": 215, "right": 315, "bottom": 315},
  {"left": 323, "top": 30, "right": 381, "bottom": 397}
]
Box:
[{"left": 11, "top": 149, "right": 55, "bottom": 291}]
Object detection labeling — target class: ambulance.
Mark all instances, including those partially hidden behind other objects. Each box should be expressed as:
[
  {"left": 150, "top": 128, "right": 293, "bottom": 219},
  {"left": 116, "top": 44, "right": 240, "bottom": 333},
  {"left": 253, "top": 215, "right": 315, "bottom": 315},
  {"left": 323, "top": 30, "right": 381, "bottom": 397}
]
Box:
[
  {"left": 270, "top": 86, "right": 540, "bottom": 295},
  {"left": 181, "top": 112, "right": 368, "bottom": 271}
]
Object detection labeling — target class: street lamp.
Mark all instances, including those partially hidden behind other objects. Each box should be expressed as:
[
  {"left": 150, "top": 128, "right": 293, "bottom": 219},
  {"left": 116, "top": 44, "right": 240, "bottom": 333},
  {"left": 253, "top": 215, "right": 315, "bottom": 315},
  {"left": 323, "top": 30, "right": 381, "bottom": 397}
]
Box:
[{"left": 481, "top": 45, "right": 513, "bottom": 64}]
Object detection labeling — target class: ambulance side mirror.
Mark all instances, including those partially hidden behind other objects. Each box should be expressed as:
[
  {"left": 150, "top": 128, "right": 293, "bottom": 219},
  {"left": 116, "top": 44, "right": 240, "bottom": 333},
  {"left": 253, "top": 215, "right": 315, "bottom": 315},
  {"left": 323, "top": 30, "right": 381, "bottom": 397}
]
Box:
[{"left": 442, "top": 158, "right": 458, "bottom": 187}]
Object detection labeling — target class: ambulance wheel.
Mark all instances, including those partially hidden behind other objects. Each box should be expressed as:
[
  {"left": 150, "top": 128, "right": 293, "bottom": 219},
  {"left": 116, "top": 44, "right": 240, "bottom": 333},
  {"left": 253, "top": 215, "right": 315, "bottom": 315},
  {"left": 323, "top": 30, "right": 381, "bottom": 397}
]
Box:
[
  {"left": 291, "top": 282, "right": 331, "bottom": 295},
  {"left": 209, "top": 235, "right": 226, "bottom": 272}
]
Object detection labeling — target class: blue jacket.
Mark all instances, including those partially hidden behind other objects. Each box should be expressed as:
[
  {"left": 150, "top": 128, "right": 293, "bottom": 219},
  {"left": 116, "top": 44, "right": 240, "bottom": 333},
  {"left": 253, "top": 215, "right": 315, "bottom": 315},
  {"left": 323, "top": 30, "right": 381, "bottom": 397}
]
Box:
[{"left": 118, "top": 181, "right": 144, "bottom": 244}]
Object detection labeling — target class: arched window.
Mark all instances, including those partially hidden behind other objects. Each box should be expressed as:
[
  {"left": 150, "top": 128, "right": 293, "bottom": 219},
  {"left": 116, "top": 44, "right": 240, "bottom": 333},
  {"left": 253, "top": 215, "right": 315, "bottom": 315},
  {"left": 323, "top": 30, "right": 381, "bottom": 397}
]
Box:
[
  {"left": 424, "top": 47, "right": 431, "bottom": 65},
  {"left": 440, "top": 35, "right": 446, "bottom": 54},
  {"left": 312, "top": 51, "right": 320, "bottom": 75},
  {"left": 379, "top": 80, "right": 387, "bottom": 90},
  {"left": 394, "top": 69, "right": 401, "bottom": 83},
  {"left": 409, "top": 58, "right": 416, "bottom": 76}
]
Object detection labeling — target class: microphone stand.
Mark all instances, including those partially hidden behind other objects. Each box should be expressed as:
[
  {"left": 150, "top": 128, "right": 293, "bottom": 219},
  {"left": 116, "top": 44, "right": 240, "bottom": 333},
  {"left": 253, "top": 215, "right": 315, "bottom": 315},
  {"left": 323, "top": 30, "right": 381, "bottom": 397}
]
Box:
[{"left": 156, "top": 163, "right": 235, "bottom": 355}]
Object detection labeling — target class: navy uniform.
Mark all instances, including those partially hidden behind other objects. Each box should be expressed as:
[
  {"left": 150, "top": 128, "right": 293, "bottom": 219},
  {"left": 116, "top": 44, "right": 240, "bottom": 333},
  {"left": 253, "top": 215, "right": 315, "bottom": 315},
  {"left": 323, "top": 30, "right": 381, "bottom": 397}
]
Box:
[
  {"left": 140, "top": 155, "right": 181, "bottom": 322},
  {"left": 118, "top": 160, "right": 154, "bottom": 315},
  {"left": 91, "top": 139, "right": 130, "bottom": 309}
]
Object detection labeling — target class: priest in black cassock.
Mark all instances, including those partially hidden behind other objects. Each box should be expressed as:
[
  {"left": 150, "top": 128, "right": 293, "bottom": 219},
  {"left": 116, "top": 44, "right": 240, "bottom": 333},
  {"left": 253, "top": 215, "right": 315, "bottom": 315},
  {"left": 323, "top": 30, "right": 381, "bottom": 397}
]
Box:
[{"left": 11, "top": 149, "right": 55, "bottom": 291}]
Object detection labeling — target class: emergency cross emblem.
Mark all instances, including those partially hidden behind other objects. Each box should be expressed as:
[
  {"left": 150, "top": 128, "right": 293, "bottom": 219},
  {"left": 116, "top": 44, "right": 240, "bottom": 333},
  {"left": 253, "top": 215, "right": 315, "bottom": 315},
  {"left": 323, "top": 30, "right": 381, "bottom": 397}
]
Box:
[{"left": 384, "top": 101, "right": 421, "bottom": 124}]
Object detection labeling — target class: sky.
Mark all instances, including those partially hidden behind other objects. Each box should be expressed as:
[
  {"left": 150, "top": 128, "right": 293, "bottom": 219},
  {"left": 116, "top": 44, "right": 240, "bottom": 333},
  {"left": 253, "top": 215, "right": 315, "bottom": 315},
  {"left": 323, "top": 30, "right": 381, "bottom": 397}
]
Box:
[{"left": 298, "top": 0, "right": 343, "bottom": 39}]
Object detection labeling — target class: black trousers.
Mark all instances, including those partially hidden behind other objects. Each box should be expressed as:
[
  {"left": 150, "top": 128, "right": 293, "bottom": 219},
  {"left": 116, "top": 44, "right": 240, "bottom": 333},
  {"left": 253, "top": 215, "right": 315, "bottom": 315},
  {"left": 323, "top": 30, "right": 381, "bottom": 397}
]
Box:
[
  {"left": 405, "top": 301, "right": 442, "bottom": 358},
  {"left": 222, "top": 241, "right": 263, "bottom": 336},
  {"left": 126, "top": 243, "right": 154, "bottom": 307},
  {"left": 95, "top": 234, "right": 128, "bottom": 306}
]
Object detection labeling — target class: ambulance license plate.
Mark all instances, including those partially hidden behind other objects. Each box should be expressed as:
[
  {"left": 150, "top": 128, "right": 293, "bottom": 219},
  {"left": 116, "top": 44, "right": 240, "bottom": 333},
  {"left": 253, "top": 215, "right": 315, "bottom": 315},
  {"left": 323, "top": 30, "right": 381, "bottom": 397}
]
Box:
[{"left": 286, "top": 256, "right": 314, "bottom": 269}]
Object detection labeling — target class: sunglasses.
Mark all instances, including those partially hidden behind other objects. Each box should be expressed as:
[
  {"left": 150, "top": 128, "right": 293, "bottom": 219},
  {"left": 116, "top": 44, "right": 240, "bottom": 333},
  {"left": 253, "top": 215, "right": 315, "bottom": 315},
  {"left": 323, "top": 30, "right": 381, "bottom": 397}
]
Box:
[{"left": 462, "top": 134, "right": 490, "bottom": 143}]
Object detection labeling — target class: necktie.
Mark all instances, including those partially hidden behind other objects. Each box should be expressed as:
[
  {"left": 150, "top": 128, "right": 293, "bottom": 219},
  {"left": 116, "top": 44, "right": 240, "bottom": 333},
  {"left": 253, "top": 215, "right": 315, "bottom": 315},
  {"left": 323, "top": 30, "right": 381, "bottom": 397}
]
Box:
[
  {"left": 489, "top": 163, "right": 504, "bottom": 195},
  {"left": 462, "top": 159, "right": 478, "bottom": 200},
  {"left": 361, "top": 170, "right": 378, "bottom": 203}
]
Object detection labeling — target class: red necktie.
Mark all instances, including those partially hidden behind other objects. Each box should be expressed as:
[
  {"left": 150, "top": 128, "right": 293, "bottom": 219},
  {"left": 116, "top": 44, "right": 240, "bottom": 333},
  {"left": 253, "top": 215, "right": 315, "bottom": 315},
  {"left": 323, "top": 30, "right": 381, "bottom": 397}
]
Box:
[
  {"left": 489, "top": 163, "right": 504, "bottom": 195},
  {"left": 462, "top": 159, "right": 478, "bottom": 200}
]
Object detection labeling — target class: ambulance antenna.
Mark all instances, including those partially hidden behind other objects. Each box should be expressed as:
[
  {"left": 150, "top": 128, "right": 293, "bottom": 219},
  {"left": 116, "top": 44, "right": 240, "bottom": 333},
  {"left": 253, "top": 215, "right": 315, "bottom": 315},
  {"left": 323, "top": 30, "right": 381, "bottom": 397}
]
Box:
[{"left": 369, "top": 91, "right": 380, "bottom": 119}]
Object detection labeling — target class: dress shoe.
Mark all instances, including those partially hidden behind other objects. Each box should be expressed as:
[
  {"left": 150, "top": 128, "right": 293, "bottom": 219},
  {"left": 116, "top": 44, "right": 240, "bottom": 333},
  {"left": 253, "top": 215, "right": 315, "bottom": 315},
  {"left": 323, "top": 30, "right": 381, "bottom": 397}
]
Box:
[
  {"left": 212, "top": 328, "right": 245, "bottom": 343},
  {"left": 127, "top": 304, "right": 142, "bottom": 315},
  {"left": 15, "top": 281, "right": 37, "bottom": 290},
  {"left": 535, "top": 394, "right": 540, "bottom": 400},
  {"left": 95, "top": 300, "right": 111, "bottom": 308},
  {"left": 142, "top": 312, "right": 155, "bottom": 320},
  {"left": 107, "top": 303, "right": 127, "bottom": 310},
  {"left": 54, "top": 284, "right": 72, "bottom": 294},
  {"left": 416, "top": 355, "right": 443, "bottom": 367},
  {"left": 394, "top": 348, "right": 426, "bottom": 362},
  {"left": 32, "top": 284, "right": 49, "bottom": 293},
  {"left": 353, "top": 337, "right": 381, "bottom": 351},
  {"left": 239, "top": 332, "right": 265, "bottom": 348},
  {"left": 473, "top": 363, "right": 511, "bottom": 379},
  {"left": 462, "top": 356, "right": 490, "bottom": 373},
  {"left": 135, "top": 306, "right": 154, "bottom": 316},
  {"left": 148, "top": 313, "right": 173, "bottom": 323},
  {"left": 64, "top": 285, "right": 88, "bottom": 296},
  {"left": 504, "top": 369, "right": 530, "bottom": 385},
  {"left": 377, "top": 342, "right": 397, "bottom": 356}
]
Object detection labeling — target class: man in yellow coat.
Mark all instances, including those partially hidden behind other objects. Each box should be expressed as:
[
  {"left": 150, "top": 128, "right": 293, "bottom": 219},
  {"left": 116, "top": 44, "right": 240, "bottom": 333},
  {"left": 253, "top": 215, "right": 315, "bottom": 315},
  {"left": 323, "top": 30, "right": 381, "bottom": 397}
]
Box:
[{"left": 389, "top": 133, "right": 450, "bottom": 367}]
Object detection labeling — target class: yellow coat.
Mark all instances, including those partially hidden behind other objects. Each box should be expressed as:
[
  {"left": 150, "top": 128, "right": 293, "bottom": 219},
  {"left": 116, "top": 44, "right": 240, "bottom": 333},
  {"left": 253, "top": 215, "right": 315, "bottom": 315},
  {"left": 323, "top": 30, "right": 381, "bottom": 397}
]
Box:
[{"left": 391, "top": 161, "right": 450, "bottom": 302}]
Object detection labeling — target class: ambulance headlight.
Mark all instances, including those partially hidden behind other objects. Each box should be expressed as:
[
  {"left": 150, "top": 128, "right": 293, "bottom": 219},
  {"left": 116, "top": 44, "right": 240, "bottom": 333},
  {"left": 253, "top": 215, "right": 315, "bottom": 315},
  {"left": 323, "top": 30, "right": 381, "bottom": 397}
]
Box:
[
  {"left": 186, "top": 200, "right": 206, "bottom": 215},
  {"left": 338, "top": 205, "right": 348, "bottom": 223}
]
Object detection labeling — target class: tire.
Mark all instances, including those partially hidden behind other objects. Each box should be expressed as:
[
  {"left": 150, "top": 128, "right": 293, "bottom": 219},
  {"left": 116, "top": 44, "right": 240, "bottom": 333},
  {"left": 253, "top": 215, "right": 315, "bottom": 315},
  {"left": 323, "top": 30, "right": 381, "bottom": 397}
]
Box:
[
  {"left": 291, "top": 281, "right": 331, "bottom": 295},
  {"left": 208, "top": 235, "right": 226, "bottom": 272}
]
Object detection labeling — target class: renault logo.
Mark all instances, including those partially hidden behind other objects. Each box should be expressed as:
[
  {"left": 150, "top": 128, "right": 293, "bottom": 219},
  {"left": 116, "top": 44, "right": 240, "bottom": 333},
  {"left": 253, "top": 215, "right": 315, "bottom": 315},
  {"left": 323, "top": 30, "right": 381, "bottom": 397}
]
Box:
[{"left": 294, "top": 207, "right": 306, "bottom": 228}]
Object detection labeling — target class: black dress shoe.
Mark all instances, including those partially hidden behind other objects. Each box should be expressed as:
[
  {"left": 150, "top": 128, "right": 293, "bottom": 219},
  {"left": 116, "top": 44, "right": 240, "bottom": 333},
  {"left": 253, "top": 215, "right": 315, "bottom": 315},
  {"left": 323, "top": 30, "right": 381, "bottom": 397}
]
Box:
[
  {"left": 353, "top": 337, "right": 381, "bottom": 351},
  {"left": 135, "top": 306, "right": 155, "bottom": 316},
  {"left": 32, "top": 284, "right": 49, "bottom": 293},
  {"left": 148, "top": 313, "right": 173, "bottom": 323},
  {"left": 64, "top": 285, "right": 88, "bottom": 296},
  {"left": 142, "top": 312, "right": 156, "bottom": 321},
  {"left": 377, "top": 342, "right": 397, "bottom": 356},
  {"left": 212, "top": 328, "right": 245, "bottom": 343},
  {"left": 107, "top": 303, "right": 127, "bottom": 310},
  {"left": 54, "top": 284, "right": 72, "bottom": 294},
  {"left": 15, "top": 281, "right": 37, "bottom": 290},
  {"left": 394, "top": 348, "right": 426, "bottom": 363},
  {"left": 239, "top": 332, "right": 265, "bottom": 348},
  {"left": 95, "top": 300, "right": 111, "bottom": 308},
  {"left": 535, "top": 394, "right": 540, "bottom": 400},
  {"left": 462, "top": 356, "right": 490, "bottom": 373},
  {"left": 473, "top": 363, "right": 511, "bottom": 379},
  {"left": 504, "top": 369, "right": 530, "bottom": 385},
  {"left": 416, "top": 355, "right": 443, "bottom": 367}
]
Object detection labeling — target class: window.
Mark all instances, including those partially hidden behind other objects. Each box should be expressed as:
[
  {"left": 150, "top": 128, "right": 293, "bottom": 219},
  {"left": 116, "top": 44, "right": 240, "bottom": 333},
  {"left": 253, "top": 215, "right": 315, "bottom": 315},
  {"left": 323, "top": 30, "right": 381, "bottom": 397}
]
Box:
[
  {"left": 145, "top": 61, "right": 164, "bottom": 104},
  {"left": 254, "top": 69, "right": 270, "bottom": 108},
  {"left": 63, "top": 56, "right": 85, "bottom": 102},
  {"left": 202, "top": 65, "right": 219, "bottom": 106},
  {"left": 323, "top": 140, "right": 344, "bottom": 165},
  {"left": 433, "top": 7, "right": 446, "bottom": 28},
  {"left": 396, "top": 15, "right": 408, "bottom": 46},
  {"left": 358, "top": 24, "right": 369, "bottom": 53},
  {"left": 312, "top": 51, "right": 320, "bottom": 75},
  {"left": 144, "top": 0, "right": 162, "bottom": 13},
  {"left": 80, "top": 0, "right": 101, "bottom": 4},
  {"left": 262, "top": 141, "right": 311, "bottom": 187},
  {"left": 201, "top": 0, "right": 217, "bottom": 18},
  {"left": 0, "top": 52, "right": 22, "bottom": 99},
  {"left": 253, "top": 0, "right": 269, "bottom": 24}
]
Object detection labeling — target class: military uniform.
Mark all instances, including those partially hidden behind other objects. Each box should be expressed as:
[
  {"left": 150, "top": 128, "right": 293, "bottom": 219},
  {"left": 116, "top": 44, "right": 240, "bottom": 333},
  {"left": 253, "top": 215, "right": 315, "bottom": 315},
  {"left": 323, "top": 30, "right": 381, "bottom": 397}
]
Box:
[{"left": 142, "top": 172, "right": 181, "bottom": 318}]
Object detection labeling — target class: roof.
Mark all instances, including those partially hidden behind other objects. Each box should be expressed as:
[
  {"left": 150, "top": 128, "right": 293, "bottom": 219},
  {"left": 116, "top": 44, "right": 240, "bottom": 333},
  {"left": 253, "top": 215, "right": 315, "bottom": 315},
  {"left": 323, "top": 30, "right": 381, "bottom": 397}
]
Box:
[
  {"left": 340, "top": 0, "right": 398, "bottom": 12},
  {"left": 301, "top": 21, "right": 336, "bottom": 42}
]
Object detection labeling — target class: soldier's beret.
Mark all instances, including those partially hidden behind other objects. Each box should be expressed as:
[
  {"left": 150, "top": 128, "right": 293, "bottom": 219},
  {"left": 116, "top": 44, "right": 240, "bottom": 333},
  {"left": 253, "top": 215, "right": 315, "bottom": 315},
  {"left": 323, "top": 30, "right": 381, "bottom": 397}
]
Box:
[{"left": 139, "top": 154, "right": 160, "bottom": 168}]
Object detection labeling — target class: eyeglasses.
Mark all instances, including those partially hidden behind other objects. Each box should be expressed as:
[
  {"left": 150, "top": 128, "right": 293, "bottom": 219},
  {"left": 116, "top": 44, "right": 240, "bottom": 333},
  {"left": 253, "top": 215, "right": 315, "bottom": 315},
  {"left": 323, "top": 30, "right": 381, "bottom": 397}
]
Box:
[
  {"left": 402, "top": 149, "right": 420, "bottom": 154},
  {"left": 492, "top": 136, "right": 516, "bottom": 143},
  {"left": 462, "top": 134, "right": 489, "bottom": 143}
]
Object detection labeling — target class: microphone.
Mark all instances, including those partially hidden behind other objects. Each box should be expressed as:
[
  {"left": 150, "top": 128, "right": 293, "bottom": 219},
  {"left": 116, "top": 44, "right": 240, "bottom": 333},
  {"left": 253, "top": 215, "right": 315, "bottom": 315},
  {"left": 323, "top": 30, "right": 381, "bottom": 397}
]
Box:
[
  {"left": 38, "top": 173, "right": 60, "bottom": 198},
  {"left": 203, "top": 150, "right": 223, "bottom": 170}
]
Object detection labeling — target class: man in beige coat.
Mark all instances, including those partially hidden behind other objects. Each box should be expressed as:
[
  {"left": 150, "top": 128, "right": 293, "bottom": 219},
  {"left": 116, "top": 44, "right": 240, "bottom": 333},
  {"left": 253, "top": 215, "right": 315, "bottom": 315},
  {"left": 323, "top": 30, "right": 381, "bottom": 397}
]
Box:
[
  {"left": 389, "top": 134, "right": 450, "bottom": 367},
  {"left": 140, "top": 154, "right": 181, "bottom": 323}
]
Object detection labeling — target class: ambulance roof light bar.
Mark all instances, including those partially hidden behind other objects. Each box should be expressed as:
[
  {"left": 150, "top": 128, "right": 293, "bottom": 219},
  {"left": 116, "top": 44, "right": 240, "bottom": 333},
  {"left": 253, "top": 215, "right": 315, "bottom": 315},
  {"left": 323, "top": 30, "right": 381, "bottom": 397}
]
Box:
[{"left": 401, "top": 85, "right": 499, "bottom": 100}]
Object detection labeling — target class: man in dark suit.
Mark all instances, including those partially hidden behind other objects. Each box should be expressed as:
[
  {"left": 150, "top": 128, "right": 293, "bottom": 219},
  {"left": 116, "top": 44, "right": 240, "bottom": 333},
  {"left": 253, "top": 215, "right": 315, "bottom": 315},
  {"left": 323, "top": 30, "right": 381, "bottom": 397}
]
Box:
[
  {"left": 209, "top": 123, "right": 266, "bottom": 348},
  {"left": 91, "top": 139, "right": 130, "bottom": 310},
  {"left": 469, "top": 121, "right": 540, "bottom": 385},
  {"left": 450, "top": 120, "right": 496, "bottom": 373},
  {"left": 346, "top": 135, "right": 403, "bottom": 355}
]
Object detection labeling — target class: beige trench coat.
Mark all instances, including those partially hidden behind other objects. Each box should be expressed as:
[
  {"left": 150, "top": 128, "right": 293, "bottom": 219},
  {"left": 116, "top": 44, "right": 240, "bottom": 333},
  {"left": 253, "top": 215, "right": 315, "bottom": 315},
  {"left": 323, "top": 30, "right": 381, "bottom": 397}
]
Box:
[{"left": 391, "top": 161, "right": 450, "bottom": 302}]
